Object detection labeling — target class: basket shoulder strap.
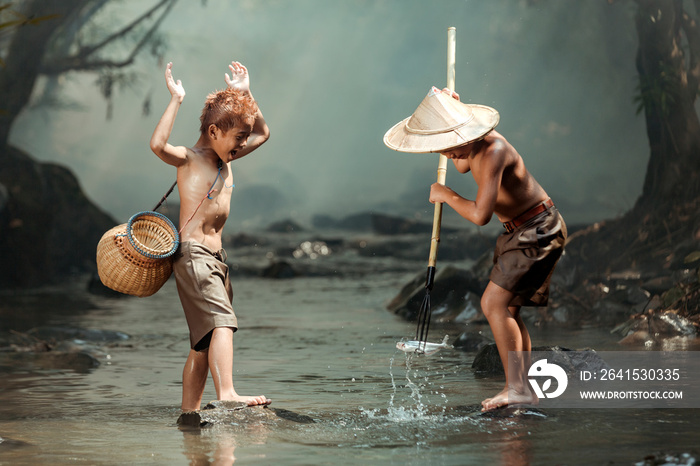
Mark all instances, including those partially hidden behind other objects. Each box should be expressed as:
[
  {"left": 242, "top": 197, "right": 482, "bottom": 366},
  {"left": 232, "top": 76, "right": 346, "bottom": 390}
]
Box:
[{"left": 152, "top": 180, "right": 177, "bottom": 212}]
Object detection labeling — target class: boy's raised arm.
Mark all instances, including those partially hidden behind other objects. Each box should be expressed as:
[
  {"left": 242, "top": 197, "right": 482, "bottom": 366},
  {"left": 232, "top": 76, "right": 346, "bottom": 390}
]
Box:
[
  {"left": 225, "top": 61, "right": 270, "bottom": 160},
  {"left": 150, "top": 62, "right": 189, "bottom": 167}
]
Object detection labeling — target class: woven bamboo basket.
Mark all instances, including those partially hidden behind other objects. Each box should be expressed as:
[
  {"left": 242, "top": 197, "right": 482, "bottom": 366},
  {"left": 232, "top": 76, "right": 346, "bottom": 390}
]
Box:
[{"left": 96, "top": 211, "right": 179, "bottom": 297}]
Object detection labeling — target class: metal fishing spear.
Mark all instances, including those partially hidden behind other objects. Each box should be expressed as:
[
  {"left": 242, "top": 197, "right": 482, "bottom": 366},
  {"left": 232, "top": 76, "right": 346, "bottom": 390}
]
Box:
[{"left": 414, "top": 27, "right": 456, "bottom": 353}]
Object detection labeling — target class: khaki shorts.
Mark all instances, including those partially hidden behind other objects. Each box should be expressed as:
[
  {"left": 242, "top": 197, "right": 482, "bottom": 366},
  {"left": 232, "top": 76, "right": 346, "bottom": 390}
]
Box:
[
  {"left": 489, "top": 206, "right": 567, "bottom": 307},
  {"left": 173, "top": 241, "right": 238, "bottom": 351}
]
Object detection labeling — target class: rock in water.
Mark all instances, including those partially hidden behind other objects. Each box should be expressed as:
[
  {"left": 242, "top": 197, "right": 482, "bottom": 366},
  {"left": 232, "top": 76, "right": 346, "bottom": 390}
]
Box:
[
  {"left": 449, "top": 404, "right": 547, "bottom": 419},
  {"left": 0, "top": 146, "right": 116, "bottom": 288},
  {"left": 471, "top": 343, "right": 606, "bottom": 376},
  {"left": 386, "top": 265, "right": 485, "bottom": 322},
  {"left": 177, "top": 400, "right": 315, "bottom": 428}
]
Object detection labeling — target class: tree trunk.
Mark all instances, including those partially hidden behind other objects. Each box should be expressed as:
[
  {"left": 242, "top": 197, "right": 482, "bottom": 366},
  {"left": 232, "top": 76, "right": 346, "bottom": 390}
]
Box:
[
  {"left": 0, "top": 0, "right": 88, "bottom": 148},
  {"left": 634, "top": 0, "right": 700, "bottom": 209}
]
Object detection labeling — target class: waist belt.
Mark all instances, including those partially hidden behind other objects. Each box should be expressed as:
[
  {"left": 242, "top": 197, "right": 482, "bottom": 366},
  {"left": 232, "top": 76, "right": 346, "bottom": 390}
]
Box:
[{"left": 503, "top": 198, "right": 554, "bottom": 233}]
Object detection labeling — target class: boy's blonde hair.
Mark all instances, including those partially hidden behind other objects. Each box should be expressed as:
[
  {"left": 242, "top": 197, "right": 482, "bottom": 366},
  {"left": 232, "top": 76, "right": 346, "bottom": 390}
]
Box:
[{"left": 199, "top": 88, "right": 257, "bottom": 136}]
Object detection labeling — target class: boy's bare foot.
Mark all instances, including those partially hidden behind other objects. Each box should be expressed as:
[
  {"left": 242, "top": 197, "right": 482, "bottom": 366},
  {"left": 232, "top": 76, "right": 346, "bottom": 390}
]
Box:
[
  {"left": 481, "top": 387, "right": 538, "bottom": 412},
  {"left": 227, "top": 394, "right": 271, "bottom": 406}
]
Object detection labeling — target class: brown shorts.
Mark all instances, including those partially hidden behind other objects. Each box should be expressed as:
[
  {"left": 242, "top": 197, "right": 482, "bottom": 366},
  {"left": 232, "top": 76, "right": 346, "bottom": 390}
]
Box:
[
  {"left": 489, "top": 205, "right": 567, "bottom": 307},
  {"left": 173, "top": 241, "right": 238, "bottom": 351}
]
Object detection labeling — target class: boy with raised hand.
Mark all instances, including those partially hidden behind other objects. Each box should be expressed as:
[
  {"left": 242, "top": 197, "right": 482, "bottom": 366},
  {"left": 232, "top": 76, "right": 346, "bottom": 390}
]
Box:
[
  {"left": 150, "top": 60, "right": 270, "bottom": 411},
  {"left": 384, "top": 87, "right": 567, "bottom": 411}
]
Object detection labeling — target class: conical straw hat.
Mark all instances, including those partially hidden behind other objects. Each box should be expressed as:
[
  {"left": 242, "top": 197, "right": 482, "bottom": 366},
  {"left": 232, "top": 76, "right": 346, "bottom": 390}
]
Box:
[{"left": 383, "top": 87, "right": 499, "bottom": 153}]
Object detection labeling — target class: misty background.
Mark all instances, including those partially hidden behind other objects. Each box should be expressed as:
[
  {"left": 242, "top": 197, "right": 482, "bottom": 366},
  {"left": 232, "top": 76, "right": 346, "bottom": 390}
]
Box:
[{"left": 8, "top": 0, "right": 645, "bottom": 232}]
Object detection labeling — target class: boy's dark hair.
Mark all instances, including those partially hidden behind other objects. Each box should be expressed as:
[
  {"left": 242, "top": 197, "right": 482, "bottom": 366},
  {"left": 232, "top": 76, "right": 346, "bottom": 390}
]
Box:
[{"left": 199, "top": 88, "right": 257, "bottom": 136}]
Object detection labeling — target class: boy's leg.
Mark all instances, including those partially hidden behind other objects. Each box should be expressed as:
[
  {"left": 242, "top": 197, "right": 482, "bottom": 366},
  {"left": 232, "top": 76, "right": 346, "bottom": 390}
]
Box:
[
  {"left": 208, "top": 326, "right": 270, "bottom": 406},
  {"left": 479, "top": 280, "right": 537, "bottom": 411},
  {"left": 182, "top": 348, "right": 209, "bottom": 411}
]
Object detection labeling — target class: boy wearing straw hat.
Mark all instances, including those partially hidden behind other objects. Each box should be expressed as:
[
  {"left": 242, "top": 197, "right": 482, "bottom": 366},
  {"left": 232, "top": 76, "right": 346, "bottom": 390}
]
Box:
[
  {"left": 150, "top": 61, "right": 270, "bottom": 411},
  {"left": 384, "top": 87, "right": 567, "bottom": 412}
]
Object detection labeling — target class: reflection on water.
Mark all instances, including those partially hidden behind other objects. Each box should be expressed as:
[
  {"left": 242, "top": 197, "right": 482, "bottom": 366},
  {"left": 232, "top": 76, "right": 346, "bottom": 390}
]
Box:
[{"left": 0, "top": 274, "right": 699, "bottom": 465}]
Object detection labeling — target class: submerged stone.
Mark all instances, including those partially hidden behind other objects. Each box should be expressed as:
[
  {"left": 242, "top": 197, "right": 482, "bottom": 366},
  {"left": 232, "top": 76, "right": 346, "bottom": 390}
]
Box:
[
  {"left": 0, "top": 350, "right": 100, "bottom": 373},
  {"left": 261, "top": 260, "right": 297, "bottom": 279},
  {"left": 177, "top": 400, "right": 315, "bottom": 428},
  {"left": 478, "top": 406, "right": 547, "bottom": 419},
  {"left": 27, "top": 326, "right": 129, "bottom": 343},
  {"left": 471, "top": 344, "right": 605, "bottom": 376},
  {"left": 453, "top": 331, "right": 492, "bottom": 353},
  {"left": 450, "top": 404, "right": 547, "bottom": 419}
]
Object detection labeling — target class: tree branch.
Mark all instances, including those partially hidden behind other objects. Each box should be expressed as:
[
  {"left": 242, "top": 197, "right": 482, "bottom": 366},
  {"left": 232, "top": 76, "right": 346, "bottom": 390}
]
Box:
[{"left": 41, "top": 0, "right": 176, "bottom": 74}]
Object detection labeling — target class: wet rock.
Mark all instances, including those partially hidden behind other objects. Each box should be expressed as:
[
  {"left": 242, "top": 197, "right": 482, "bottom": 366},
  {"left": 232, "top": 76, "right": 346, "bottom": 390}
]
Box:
[
  {"left": 0, "top": 326, "right": 127, "bottom": 373},
  {"left": 614, "top": 310, "right": 697, "bottom": 347},
  {"left": 453, "top": 331, "right": 492, "bottom": 352},
  {"left": 431, "top": 291, "right": 482, "bottom": 324},
  {"left": 228, "top": 232, "right": 268, "bottom": 247},
  {"left": 355, "top": 238, "right": 424, "bottom": 260},
  {"left": 613, "top": 310, "right": 696, "bottom": 337},
  {"left": 471, "top": 344, "right": 605, "bottom": 376},
  {"left": 477, "top": 406, "right": 547, "bottom": 419},
  {"left": 334, "top": 212, "right": 374, "bottom": 231},
  {"left": 310, "top": 214, "right": 337, "bottom": 229},
  {"left": 450, "top": 404, "right": 547, "bottom": 419},
  {"left": 635, "top": 451, "right": 697, "bottom": 466},
  {"left": 0, "top": 350, "right": 100, "bottom": 373},
  {"left": 591, "top": 299, "right": 635, "bottom": 327},
  {"left": 177, "top": 400, "right": 315, "bottom": 428},
  {"left": 371, "top": 213, "right": 435, "bottom": 235},
  {"left": 386, "top": 265, "right": 485, "bottom": 322},
  {"left": 642, "top": 276, "right": 676, "bottom": 295},
  {"left": 0, "top": 146, "right": 117, "bottom": 289},
  {"left": 549, "top": 251, "right": 579, "bottom": 290},
  {"left": 266, "top": 219, "right": 304, "bottom": 233},
  {"left": 440, "top": 230, "right": 498, "bottom": 262},
  {"left": 471, "top": 343, "right": 502, "bottom": 374},
  {"left": 27, "top": 326, "right": 129, "bottom": 343},
  {"left": 261, "top": 260, "right": 297, "bottom": 279}
]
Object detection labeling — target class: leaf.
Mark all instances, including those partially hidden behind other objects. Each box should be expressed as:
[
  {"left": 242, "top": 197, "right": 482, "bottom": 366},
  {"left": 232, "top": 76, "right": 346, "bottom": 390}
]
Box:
[{"left": 684, "top": 251, "right": 700, "bottom": 264}]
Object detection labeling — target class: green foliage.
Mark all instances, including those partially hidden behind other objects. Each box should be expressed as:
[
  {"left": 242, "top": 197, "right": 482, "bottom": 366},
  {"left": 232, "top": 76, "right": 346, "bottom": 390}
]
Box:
[{"left": 633, "top": 62, "right": 679, "bottom": 117}]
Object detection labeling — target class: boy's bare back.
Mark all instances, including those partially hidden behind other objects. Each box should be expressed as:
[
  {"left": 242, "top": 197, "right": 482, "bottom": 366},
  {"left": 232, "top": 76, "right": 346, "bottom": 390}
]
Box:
[{"left": 431, "top": 130, "right": 549, "bottom": 225}]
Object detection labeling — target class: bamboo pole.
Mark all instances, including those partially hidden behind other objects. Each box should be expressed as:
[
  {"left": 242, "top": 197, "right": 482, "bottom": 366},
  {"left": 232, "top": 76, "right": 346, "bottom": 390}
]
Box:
[{"left": 426, "top": 27, "right": 456, "bottom": 283}]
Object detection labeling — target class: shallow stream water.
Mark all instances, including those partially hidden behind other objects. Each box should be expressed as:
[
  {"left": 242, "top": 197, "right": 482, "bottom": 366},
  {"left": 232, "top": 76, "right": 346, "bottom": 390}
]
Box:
[{"left": 1, "top": 272, "right": 699, "bottom": 465}]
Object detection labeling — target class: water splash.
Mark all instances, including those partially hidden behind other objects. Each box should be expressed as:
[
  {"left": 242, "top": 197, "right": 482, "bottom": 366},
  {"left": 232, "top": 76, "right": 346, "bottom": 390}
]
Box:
[{"left": 359, "top": 352, "right": 449, "bottom": 423}]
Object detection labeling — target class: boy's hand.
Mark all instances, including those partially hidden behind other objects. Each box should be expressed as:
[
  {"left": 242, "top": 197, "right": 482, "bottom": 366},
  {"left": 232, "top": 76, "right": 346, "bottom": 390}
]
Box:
[
  {"left": 429, "top": 183, "right": 455, "bottom": 204},
  {"left": 225, "top": 61, "right": 250, "bottom": 93},
  {"left": 165, "top": 62, "right": 185, "bottom": 102}
]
